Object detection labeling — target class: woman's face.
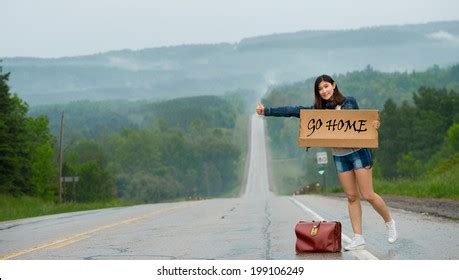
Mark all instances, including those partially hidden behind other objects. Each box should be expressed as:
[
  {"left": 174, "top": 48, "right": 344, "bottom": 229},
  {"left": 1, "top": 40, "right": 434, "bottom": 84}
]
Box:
[{"left": 318, "top": 81, "right": 336, "bottom": 101}]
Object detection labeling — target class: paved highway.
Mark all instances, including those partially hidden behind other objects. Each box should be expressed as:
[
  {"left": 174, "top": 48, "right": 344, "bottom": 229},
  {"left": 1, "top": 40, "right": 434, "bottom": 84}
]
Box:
[{"left": 0, "top": 114, "right": 457, "bottom": 259}]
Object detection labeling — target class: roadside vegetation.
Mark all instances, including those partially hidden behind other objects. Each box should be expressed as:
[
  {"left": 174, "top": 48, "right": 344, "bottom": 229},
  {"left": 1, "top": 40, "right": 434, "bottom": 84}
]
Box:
[
  {"left": 0, "top": 195, "right": 132, "bottom": 222},
  {"left": 324, "top": 163, "right": 459, "bottom": 200}
]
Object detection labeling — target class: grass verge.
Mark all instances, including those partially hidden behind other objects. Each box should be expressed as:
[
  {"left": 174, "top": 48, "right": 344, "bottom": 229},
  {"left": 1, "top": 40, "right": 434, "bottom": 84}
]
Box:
[
  {"left": 373, "top": 164, "right": 459, "bottom": 199},
  {"left": 321, "top": 163, "right": 459, "bottom": 200},
  {"left": 0, "top": 195, "right": 133, "bottom": 222}
]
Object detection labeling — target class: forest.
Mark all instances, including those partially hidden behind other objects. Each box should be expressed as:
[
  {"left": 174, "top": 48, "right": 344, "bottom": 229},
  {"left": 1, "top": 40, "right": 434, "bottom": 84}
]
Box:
[{"left": 1, "top": 64, "right": 255, "bottom": 205}]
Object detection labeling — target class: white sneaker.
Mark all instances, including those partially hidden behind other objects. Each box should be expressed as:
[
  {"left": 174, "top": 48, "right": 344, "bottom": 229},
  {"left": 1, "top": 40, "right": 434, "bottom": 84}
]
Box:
[
  {"left": 344, "top": 235, "right": 366, "bottom": 251},
  {"left": 386, "top": 219, "right": 398, "bottom": 243}
]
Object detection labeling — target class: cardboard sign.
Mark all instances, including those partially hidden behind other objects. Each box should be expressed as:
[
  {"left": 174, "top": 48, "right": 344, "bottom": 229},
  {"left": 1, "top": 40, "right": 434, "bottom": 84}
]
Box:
[{"left": 298, "top": 110, "right": 379, "bottom": 148}]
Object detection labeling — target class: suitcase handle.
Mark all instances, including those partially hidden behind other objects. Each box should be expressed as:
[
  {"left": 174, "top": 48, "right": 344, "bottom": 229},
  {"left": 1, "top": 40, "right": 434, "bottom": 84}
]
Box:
[{"left": 310, "top": 221, "right": 321, "bottom": 236}]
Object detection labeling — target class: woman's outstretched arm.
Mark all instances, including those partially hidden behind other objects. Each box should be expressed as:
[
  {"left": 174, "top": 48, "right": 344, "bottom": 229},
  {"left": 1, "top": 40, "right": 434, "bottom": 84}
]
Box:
[{"left": 256, "top": 103, "right": 313, "bottom": 118}]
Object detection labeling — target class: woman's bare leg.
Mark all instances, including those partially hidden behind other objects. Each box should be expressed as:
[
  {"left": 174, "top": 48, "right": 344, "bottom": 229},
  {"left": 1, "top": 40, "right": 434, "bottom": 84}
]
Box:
[
  {"left": 354, "top": 168, "right": 391, "bottom": 222},
  {"left": 337, "top": 171, "right": 362, "bottom": 235}
]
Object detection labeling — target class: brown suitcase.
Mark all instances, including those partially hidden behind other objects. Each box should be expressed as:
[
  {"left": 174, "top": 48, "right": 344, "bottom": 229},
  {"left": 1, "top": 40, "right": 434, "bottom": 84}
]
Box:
[{"left": 295, "top": 221, "right": 342, "bottom": 253}]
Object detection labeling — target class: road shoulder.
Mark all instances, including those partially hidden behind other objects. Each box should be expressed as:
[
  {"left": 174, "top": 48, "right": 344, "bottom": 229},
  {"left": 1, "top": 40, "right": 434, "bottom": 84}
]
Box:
[{"left": 323, "top": 193, "right": 459, "bottom": 220}]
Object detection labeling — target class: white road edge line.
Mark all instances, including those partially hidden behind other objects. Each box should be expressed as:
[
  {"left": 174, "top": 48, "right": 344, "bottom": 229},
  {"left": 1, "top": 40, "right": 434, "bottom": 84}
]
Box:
[{"left": 289, "top": 196, "right": 379, "bottom": 260}]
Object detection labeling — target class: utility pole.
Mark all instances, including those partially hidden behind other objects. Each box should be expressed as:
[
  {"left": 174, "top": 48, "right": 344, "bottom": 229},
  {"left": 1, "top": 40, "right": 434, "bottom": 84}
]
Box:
[{"left": 58, "top": 111, "right": 64, "bottom": 203}]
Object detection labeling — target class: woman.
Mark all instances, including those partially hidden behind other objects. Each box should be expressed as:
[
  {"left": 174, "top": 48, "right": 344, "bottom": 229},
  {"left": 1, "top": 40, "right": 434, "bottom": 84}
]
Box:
[{"left": 256, "top": 74, "right": 397, "bottom": 251}]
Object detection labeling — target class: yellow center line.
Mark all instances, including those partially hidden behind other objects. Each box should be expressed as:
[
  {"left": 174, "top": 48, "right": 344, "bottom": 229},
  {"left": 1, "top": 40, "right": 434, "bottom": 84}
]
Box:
[
  {"left": 46, "top": 234, "right": 91, "bottom": 250},
  {"left": 0, "top": 202, "right": 200, "bottom": 260}
]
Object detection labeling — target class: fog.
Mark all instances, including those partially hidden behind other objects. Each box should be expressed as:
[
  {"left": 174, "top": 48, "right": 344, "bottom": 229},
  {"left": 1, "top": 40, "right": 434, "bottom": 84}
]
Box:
[{"left": 3, "top": 0, "right": 459, "bottom": 57}]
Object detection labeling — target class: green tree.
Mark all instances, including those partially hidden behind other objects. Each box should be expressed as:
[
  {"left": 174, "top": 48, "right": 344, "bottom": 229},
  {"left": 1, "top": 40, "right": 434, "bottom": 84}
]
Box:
[
  {"left": 378, "top": 99, "right": 401, "bottom": 178},
  {"left": 25, "top": 116, "right": 56, "bottom": 199},
  {"left": 125, "top": 171, "right": 183, "bottom": 203},
  {"left": 447, "top": 123, "right": 459, "bottom": 151},
  {"left": 66, "top": 140, "right": 114, "bottom": 202},
  {"left": 76, "top": 161, "right": 114, "bottom": 202},
  {"left": 396, "top": 153, "right": 424, "bottom": 178},
  {"left": 0, "top": 66, "right": 30, "bottom": 195}
]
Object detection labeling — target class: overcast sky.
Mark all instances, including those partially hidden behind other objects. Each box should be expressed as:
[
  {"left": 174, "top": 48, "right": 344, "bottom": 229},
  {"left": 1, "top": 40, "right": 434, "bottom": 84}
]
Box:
[{"left": 3, "top": 0, "right": 459, "bottom": 58}]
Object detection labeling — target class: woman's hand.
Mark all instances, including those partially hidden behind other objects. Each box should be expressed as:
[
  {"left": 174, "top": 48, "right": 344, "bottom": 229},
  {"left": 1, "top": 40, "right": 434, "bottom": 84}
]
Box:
[
  {"left": 256, "top": 103, "right": 265, "bottom": 115},
  {"left": 372, "top": 120, "right": 380, "bottom": 130}
]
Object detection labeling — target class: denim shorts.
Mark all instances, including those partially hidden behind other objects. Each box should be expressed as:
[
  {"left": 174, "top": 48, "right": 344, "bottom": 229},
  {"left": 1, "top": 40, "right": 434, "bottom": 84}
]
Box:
[{"left": 333, "top": 148, "right": 373, "bottom": 173}]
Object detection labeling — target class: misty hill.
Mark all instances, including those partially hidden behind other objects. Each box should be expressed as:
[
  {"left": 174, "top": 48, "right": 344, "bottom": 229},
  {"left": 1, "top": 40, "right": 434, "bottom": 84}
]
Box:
[
  {"left": 28, "top": 92, "right": 253, "bottom": 145},
  {"left": 3, "top": 21, "right": 459, "bottom": 105}
]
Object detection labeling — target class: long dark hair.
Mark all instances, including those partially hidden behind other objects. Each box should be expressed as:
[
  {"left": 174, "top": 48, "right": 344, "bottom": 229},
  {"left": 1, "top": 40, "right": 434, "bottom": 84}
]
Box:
[{"left": 313, "top": 74, "right": 346, "bottom": 109}]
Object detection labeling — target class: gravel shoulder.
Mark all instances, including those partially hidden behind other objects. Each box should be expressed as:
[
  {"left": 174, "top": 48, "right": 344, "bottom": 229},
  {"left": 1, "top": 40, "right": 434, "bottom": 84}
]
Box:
[{"left": 324, "top": 193, "right": 459, "bottom": 221}]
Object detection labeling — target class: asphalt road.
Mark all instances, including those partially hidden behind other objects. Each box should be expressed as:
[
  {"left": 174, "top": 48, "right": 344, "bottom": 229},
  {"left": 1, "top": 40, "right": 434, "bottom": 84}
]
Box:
[{"left": 0, "top": 114, "right": 458, "bottom": 260}]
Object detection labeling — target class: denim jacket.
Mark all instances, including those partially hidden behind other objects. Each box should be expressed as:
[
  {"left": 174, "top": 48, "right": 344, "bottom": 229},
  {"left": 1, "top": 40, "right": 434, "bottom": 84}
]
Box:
[{"left": 264, "top": 96, "right": 359, "bottom": 118}]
